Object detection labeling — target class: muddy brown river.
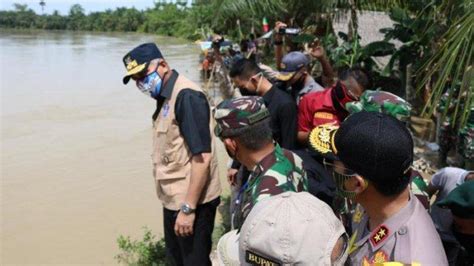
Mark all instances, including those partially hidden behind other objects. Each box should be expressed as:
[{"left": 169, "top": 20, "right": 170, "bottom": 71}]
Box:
[{"left": 1, "top": 29, "right": 228, "bottom": 265}]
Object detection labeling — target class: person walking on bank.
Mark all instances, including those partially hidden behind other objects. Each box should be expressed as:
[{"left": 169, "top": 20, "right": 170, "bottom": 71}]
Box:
[{"left": 121, "top": 43, "right": 221, "bottom": 266}]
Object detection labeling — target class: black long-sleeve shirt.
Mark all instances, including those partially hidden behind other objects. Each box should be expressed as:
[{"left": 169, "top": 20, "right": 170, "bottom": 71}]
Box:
[{"left": 262, "top": 86, "right": 298, "bottom": 150}]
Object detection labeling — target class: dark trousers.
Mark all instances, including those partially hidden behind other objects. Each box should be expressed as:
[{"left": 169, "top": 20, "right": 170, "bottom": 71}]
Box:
[
  {"left": 442, "top": 240, "right": 460, "bottom": 266},
  {"left": 163, "top": 197, "right": 220, "bottom": 266}
]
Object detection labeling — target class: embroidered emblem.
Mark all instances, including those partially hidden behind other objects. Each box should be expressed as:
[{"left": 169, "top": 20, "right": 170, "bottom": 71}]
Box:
[
  {"left": 308, "top": 124, "right": 338, "bottom": 154},
  {"left": 126, "top": 59, "right": 138, "bottom": 71},
  {"left": 362, "top": 250, "right": 389, "bottom": 265},
  {"left": 372, "top": 250, "right": 389, "bottom": 263},
  {"left": 370, "top": 225, "right": 389, "bottom": 246}
]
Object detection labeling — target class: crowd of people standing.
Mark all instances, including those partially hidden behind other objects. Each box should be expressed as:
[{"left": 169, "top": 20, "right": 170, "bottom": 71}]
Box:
[{"left": 119, "top": 20, "right": 473, "bottom": 265}]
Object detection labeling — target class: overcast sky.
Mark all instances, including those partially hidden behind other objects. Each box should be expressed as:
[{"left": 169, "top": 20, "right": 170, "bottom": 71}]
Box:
[{"left": 0, "top": 0, "right": 189, "bottom": 15}]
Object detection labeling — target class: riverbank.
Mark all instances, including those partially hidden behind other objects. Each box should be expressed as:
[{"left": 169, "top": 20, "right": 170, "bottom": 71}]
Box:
[{"left": 1, "top": 29, "right": 231, "bottom": 265}]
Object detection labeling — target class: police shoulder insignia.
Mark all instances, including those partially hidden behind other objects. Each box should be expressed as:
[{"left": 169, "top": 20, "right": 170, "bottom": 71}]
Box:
[
  {"left": 245, "top": 250, "right": 281, "bottom": 266},
  {"left": 370, "top": 225, "right": 389, "bottom": 246}
]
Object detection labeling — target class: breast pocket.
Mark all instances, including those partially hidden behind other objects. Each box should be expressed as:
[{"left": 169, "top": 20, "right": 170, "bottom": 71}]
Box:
[{"left": 152, "top": 119, "right": 173, "bottom": 164}]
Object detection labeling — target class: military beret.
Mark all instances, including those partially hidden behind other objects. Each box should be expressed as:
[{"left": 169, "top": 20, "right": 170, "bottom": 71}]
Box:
[
  {"left": 214, "top": 96, "right": 270, "bottom": 137},
  {"left": 437, "top": 180, "right": 474, "bottom": 219}
]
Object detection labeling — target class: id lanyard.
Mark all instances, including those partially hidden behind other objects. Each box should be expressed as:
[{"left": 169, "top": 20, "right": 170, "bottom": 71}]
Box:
[{"left": 231, "top": 178, "right": 250, "bottom": 230}]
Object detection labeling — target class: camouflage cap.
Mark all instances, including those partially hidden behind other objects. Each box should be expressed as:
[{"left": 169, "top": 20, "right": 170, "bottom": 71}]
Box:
[
  {"left": 345, "top": 90, "right": 412, "bottom": 121},
  {"left": 214, "top": 96, "right": 270, "bottom": 137}
]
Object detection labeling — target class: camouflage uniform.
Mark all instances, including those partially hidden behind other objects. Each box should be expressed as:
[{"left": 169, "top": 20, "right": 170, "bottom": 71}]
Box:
[
  {"left": 214, "top": 96, "right": 309, "bottom": 229},
  {"left": 346, "top": 90, "right": 412, "bottom": 121},
  {"left": 237, "top": 144, "right": 308, "bottom": 228}
]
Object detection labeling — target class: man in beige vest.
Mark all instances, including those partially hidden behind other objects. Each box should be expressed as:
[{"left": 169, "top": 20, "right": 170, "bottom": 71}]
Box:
[{"left": 122, "top": 43, "right": 221, "bottom": 266}]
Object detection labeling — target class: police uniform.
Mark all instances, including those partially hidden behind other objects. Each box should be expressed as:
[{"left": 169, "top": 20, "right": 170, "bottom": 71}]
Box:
[{"left": 348, "top": 194, "right": 448, "bottom": 265}]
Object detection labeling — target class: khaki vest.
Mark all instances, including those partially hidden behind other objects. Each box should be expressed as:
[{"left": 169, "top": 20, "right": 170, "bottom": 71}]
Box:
[{"left": 152, "top": 74, "right": 221, "bottom": 210}]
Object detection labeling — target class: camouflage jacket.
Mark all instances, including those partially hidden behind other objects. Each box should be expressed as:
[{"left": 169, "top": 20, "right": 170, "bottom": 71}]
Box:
[{"left": 237, "top": 144, "right": 308, "bottom": 228}]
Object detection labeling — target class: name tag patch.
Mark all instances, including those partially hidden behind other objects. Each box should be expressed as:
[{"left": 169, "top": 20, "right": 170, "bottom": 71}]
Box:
[
  {"left": 245, "top": 250, "right": 281, "bottom": 266},
  {"left": 314, "top": 112, "right": 334, "bottom": 120}
]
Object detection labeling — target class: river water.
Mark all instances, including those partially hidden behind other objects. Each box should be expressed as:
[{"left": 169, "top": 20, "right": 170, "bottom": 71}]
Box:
[{"left": 0, "top": 30, "right": 225, "bottom": 265}]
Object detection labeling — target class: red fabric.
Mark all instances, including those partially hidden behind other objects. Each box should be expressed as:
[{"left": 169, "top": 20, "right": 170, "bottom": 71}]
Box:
[{"left": 297, "top": 88, "right": 348, "bottom": 132}]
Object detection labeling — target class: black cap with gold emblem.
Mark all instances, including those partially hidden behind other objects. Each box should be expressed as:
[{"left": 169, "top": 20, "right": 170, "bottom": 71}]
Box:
[
  {"left": 122, "top": 43, "right": 164, "bottom": 84},
  {"left": 308, "top": 123, "right": 339, "bottom": 161}
]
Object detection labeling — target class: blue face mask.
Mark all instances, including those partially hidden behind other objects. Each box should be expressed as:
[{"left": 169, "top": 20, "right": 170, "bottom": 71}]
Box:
[{"left": 137, "top": 70, "right": 162, "bottom": 99}]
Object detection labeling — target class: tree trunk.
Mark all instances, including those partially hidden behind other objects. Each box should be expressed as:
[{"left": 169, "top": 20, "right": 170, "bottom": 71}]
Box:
[
  {"left": 406, "top": 63, "right": 414, "bottom": 103},
  {"left": 348, "top": 0, "right": 358, "bottom": 41}
]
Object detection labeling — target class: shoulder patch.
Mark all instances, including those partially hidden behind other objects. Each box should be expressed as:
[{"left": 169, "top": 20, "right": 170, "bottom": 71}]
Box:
[
  {"left": 370, "top": 225, "right": 389, "bottom": 246},
  {"left": 245, "top": 250, "right": 281, "bottom": 266}
]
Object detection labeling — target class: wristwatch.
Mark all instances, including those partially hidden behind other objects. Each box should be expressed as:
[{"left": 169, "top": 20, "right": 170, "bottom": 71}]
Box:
[{"left": 180, "top": 203, "right": 195, "bottom": 215}]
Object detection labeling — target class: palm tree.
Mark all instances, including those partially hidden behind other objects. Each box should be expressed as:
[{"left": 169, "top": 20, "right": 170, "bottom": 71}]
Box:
[{"left": 417, "top": 10, "right": 473, "bottom": 126}]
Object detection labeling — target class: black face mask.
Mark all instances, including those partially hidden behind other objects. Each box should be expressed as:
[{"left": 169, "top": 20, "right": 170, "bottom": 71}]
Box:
[
  {"left": 291, "top": 74, "right": 306, "bottom": 92},
  {"left": 239, "top": 87, "right": 257, "bottom": 96}
]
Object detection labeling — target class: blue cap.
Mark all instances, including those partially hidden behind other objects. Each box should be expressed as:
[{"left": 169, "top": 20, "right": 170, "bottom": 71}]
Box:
[
  {"left": 122, "top": 43, "right": 164, "bottom": 84},
  {"left": 277, "top": 52, "right": 309, "bottom": 81}
]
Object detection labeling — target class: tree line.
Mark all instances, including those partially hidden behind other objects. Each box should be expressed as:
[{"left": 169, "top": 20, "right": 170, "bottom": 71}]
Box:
[{"left": 0, "top": 2, "right": 222, "bottom": 40}]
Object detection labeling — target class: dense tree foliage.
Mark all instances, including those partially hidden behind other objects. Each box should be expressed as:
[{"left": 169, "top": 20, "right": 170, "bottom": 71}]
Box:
[{"left": 0, "top": 2, "right": 222, "bottom": 40}]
